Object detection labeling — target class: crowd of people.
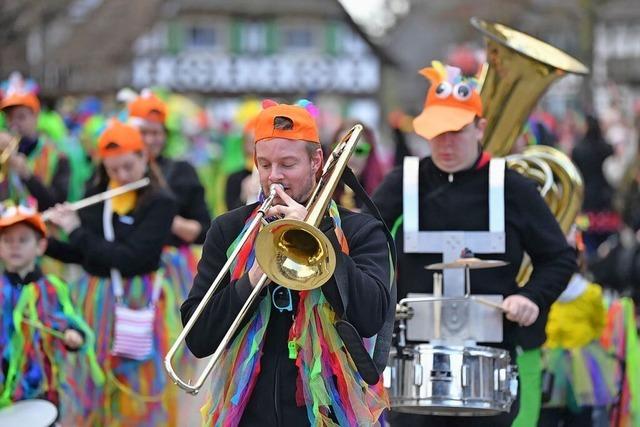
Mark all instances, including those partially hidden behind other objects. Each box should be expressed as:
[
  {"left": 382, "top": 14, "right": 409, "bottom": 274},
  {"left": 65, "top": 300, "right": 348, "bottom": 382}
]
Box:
[{"left": 0, "top": 59, "right": 639, "bottom": 427}]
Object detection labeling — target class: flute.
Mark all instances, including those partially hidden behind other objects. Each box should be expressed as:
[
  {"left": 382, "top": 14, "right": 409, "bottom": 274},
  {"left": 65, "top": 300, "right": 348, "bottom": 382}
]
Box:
[{"left": 41, "top": 177, "right": 150, "bottom": 221}]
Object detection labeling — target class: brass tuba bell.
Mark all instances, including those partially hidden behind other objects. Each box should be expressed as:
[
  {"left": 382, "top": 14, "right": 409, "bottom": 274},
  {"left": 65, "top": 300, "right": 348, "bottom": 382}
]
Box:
[
  {"left": 472, "top": 17, "right": 589, "bottom": 156},
  {"left": 471, "top": 18, "right": 586, "bottom": 284}
]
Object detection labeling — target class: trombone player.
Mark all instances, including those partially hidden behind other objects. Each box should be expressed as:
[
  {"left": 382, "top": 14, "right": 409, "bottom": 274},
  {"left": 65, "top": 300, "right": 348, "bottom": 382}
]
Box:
[
  {"left": 181, "top": 100, "right": 394, "bottom": 426},
  {"left": 0, "top": 72, "right": 71, "bottom": 209}
]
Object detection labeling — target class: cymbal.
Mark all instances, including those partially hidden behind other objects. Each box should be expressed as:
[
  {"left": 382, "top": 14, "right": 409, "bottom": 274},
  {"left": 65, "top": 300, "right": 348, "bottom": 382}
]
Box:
[{"left": 425, "top": 257, "right": 508, "bottom": 270}]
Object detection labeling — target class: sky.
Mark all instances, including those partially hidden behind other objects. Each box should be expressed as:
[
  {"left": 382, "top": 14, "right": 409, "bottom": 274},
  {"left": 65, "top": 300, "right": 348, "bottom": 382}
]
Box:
[{"left": 338, "top": 0, "right": 411, "bottom": 37}]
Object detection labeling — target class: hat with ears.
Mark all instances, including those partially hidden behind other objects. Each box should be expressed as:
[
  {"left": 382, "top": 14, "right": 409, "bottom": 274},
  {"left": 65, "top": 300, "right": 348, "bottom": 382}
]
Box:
[
  {"left": 128, "top": 89, "right": 167, "bottom": 125},
  {"left": 0, "top": 72, "right": 40, "bottom": 114},
  {"left": 254, "top": 99, "right": 320, "bottom": 144},
  {"left": 413, "top": 61, "right": 483, "bottom": 140},
  {"left": 0, "top": 204, "right": 47, "bottom": 237}
]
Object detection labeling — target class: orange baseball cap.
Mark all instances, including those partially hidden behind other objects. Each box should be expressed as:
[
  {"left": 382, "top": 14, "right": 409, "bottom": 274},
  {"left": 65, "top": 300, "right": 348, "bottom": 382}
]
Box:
[
  {"left": 254, "top": 100, "right": 320, "bottom": 144},
  {"left": 0, "top": 72, "right": 40, "bottom": 114},
  {"left": 0, "top": 205, "right": 47, "bottom": 237},
  {"left": 413, "top": 61, "right": 483, "bottom": 140},
  {"left": 97, "top": 119, "right": 145, "bottom": 159},
  {"left": 128, "top": 89, "right": 167, "bottom": 124},
  {"left": 0, "top": 93, "right": 40, "bottom": 114}
]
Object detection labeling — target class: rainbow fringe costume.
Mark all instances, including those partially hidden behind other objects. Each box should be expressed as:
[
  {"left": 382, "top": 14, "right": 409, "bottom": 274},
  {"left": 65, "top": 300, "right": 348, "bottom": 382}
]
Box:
[
  {"left": 201, "top": 201, "right": 388, "bottom": 426},
  {"left": 0, "top": 274, "right": 103, "bottom": 410},
  {"left": 66, "top": 270, "right": 185, "bottom": 427},
  {"left": 542, "top": 277, "right": 618, "bottom": 409},
  {"left": 601, "top": 297, "right": 640, "bottom": 426}
]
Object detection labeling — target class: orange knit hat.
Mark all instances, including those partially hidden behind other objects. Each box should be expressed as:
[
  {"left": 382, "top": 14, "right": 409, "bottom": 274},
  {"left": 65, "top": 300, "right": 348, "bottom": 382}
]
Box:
[
  {"left": 413, "top": 61, "right": 483, "bottom": 140},
  {"left": 97, "top": 119, "right": 145, "bottom": 159},
  {"left": 0, "top": 205, "right": 47, "bottom": 237},
  {"left": 0, "top": 72, "right": 40, "bottom": 114},
  {"left": 254, "top": 100, "right": 320, "bottom": 144},
  {"left": 128, "top": 89, "right": 167, "bottom": 124}
]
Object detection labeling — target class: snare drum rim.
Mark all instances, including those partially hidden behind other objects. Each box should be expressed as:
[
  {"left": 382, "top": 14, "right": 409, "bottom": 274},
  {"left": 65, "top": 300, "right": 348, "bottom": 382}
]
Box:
[{"left": 411, "top": 343, "right": 510, "bottom": 359}]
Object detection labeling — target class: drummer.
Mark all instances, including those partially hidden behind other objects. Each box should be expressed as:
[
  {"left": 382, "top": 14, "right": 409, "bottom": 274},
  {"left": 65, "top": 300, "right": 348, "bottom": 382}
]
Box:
[
  {"left": 367, "top": 62, "right": 575, "bottom": 426},
  {"left": 0, "top": 205, "right": 102, "bottom": 414}
]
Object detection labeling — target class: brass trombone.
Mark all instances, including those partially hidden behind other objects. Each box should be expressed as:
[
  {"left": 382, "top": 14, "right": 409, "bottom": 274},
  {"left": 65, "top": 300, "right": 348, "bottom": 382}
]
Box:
[
  {"left": 165, "top": 125, "right": 364, "bottom": 395},
  {"left": 0, "top": 135, "right": 19, "bottom": 182}
]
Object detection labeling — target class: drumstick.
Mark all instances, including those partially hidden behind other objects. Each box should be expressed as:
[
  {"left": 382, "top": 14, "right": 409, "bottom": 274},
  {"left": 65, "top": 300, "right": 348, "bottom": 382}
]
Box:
[
  {"left": 471, "top": 296, "right": 508, "bottom": 312},
  {"left": 41, "top": 177, "right": 150, "bottom": 221},
  {"left": 433, "top": 272, "right": 442, "bottom": 339},
  {"left": 21, "top": 318, "right": 66, "bottom": 340}
]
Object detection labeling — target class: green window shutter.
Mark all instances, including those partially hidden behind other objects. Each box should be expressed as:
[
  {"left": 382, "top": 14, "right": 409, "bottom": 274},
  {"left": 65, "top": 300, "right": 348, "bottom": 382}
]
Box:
[
  {"left": 326, "top": 21, "right": 338, "bottom": 55},
  {"left": 231, "top": 19, "right": 242, "bottom": 54},
  {"left": 266, "top": 20, "right": 277, "bottom": 54},
  {"left": 168, "top": 21, "right": 183, "bottom": 54}
]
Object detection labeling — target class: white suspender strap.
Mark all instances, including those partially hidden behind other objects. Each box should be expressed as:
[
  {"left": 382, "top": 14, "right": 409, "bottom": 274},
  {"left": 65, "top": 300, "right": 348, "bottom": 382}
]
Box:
[
  {"left": 403, "top": 156, "right": 420, "bottom": 233},
  {"left": 488, "top": 158, "right": 505, "bottom": 233},
  {"left": 103, "top": 198, "right": 125, "bottom": 300}
]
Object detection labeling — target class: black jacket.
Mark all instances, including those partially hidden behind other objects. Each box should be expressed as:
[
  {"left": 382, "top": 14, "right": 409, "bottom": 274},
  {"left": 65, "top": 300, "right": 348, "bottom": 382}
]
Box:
[
  {"left": 224, "top": 168, "right": 252, "bottom": 211},
  {"left": 367, "top": 154, "right": 576, "bottom": 351},
  {"left": 181, "top": 203, "right": 391, "bottom": 426},
  {"left": 0, "top": 136, "right": 71, "bottom": 210},
  {"left": 46, "top": 184, "right": 177, "bottom": 277},
  {"left": 157, "top": 156, "right": 210, "bottom": 246}
]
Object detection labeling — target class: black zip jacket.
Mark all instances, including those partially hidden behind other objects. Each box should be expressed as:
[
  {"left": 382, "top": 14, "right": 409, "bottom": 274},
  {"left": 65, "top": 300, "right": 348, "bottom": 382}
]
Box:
[
  {"left": 0, "top": 136, "right": 71, "bottom": 210},
  {"left": 45, "top": 184, "right": 177, "bottom": 277},
  {"left": 367, "top": 154, "right": 576, "bottom": 351},
  {"left": 181, "top": 203, "right": 391, "bottom": 426},
  {"left": 157, "top": 156, "right": 210, "bottom": 246}
]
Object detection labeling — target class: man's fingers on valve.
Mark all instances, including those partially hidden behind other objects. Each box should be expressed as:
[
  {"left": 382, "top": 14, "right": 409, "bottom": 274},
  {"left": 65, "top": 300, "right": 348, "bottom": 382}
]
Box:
[
  {"left": 274, "top": 185, "right": 294, "bottom": 204},
  {"left": 266, "top": 204, "right": 288, "bottom": 218}
]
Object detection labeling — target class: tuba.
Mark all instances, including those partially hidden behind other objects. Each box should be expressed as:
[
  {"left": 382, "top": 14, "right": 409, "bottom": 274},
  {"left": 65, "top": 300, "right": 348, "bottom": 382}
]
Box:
[
  {"left": 165, "top": 125, "right": 364, "bottom": 394},
  {"left": 471, "top": 18, "right": 586, "bottom": 284}
]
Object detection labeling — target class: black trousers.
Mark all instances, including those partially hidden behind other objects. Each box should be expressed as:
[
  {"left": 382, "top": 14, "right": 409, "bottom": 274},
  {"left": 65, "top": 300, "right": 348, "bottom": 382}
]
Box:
[{"left": 538, "top": 407, "right": 593, "bottom": 427}]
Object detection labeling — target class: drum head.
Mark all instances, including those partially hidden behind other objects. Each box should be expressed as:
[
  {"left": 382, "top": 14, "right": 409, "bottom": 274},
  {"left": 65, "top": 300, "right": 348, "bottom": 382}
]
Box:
[{"left": 0, "top": 399, "right": 58, "bottom": 427}]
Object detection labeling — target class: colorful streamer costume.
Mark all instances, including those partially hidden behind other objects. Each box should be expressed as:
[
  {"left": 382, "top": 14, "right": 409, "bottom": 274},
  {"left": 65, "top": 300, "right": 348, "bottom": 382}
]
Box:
[
  {"left": 201, "top": 202, "right": 388, "bottom": 426},
  {"left": 69, "top": 271, "right": 182, "bottom": 426},
  {"left": 0, "top": 273, "right": 103, "bottom": 409},
  {"left": 601, "top": 297, "right": 640, "bottom": 427},
  {"left": 541, "top": 274, "right": 618, "bottom": 409}
]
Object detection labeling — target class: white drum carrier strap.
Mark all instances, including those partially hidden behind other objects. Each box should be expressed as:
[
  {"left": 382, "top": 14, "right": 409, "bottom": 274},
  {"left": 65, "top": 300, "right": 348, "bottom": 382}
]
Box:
[{"left": 402, "top": 156, "right": 506, "bottom": 296}]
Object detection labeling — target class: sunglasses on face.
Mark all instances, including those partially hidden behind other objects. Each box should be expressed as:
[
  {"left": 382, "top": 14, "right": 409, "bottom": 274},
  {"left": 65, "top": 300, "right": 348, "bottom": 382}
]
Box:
[{"left": 353, "top": 141, "right": 372, "bottom": 157}]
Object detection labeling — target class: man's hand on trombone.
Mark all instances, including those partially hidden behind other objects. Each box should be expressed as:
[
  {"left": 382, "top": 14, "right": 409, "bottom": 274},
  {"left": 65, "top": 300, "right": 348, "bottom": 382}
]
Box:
[{"left": 265, "top": 185, "right": 307, "bottom": 221}]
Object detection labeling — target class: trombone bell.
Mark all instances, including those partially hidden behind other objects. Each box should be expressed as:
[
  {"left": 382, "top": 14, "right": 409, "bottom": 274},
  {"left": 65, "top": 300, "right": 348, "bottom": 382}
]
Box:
[{"left": 255, "top": 219, "right": 336, "bottom": 291}]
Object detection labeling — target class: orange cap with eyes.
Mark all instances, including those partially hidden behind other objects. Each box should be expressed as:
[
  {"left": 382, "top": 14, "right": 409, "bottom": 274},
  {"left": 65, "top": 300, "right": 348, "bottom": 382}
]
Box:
[
  {"left": 413, "top": 61, "right": 483, "bottom": 140},
  {"left": 0, "top": 205, "right": 47, "bottom": 237}
]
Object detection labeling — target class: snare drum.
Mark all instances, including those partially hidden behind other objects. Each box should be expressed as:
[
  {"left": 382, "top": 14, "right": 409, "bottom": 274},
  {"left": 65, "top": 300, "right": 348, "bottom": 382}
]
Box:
[
  {"left": 384, "top": 344, "right": 518, "bottom": 416},
  {"left": 0, "top": 399, "right": 58, "bottom": 427}
]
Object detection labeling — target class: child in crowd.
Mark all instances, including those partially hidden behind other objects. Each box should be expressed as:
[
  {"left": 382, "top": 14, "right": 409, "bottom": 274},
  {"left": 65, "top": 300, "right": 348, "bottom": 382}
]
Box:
[{"left": 0, "top": 205, "right": 102, "bottom": 413}]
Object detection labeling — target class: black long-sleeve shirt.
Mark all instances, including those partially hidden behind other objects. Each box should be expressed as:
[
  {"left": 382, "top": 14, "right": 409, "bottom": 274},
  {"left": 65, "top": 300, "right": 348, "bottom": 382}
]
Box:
[
  {"left": 367, "top": 154, "right": 576, "bottom": 351},
  {"left": 1, "top": 136, "right": 71, "bottom": 210},
  {"left": 224, "top": 168, "right": 252, "bottom": 211},
  {"left": 157, "top": 156, "right": 210, "bottom": 245},
  {"left": 180, "top": 203, "right": 391, "bottom": 426},
  {"left": 46, "top": 184, "right": 177, "bottom": 277}
]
